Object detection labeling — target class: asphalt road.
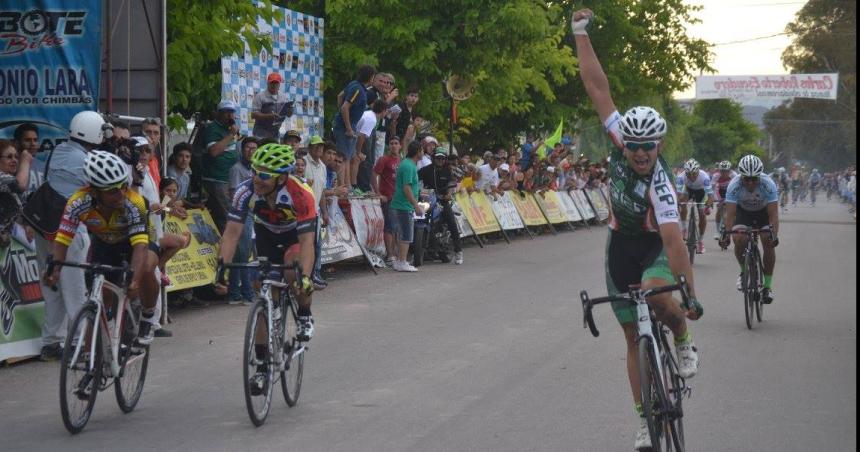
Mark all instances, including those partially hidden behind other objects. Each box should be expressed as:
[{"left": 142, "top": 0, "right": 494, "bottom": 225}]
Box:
[{"left": 1, "top": 199, "right": 855, "bottom": 452}]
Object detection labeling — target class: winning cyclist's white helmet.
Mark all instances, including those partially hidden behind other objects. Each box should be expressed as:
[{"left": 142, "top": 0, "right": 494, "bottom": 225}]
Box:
[
  {"left": 718, "top": 160, "right": 732, "bottom": 170},
  {"left": 619, "top": 106, "right": 667, "bottom": 140},
  {"left": 738, "top": 155, "right": 764, "bottom": 177},
  {"left": 85, "top": 151, "right": 129, "bottom": 188},
  {"left": 69, "top": 111, "right": 106, "bottom": 145},
  {"left": 683, "top": 159, "right": 700, "bottom": 172}
]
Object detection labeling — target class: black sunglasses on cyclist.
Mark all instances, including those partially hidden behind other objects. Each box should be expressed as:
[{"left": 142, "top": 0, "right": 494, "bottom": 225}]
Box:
[
  {"left": 252, "top": 167, "right": 280, "bottom": 181},
  {"left": 742, "top": 176, "right": 759, "bottom": 183},
  {"left": 623, "top": 141, "right": 659, "bottom": 152}
]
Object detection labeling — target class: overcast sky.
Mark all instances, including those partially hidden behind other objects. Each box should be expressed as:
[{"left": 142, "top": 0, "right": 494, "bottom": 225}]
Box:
[{"left": 675, "top": 0, "right": 808, "bottom": 101}]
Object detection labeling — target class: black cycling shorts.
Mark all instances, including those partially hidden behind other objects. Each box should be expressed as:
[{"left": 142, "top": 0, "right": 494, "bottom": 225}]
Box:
[
  {"left": 253, "top": 224, "right": 300, "bottom": 265},
  {"left": 734, "top": 207, "right": 770, "bottom": 230},
  {"left": 685, "top": 188, "right": 706, "bottom": 203},
  {"left": 89, "top": 236, "right": 159, "bottom": 285}
]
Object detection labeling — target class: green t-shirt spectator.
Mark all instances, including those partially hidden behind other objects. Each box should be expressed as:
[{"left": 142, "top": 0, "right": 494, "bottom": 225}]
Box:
[
  {"left": 391, "top": 158, "right": 419, "bottom": 212},
  {"left": 201, "top": 120, "right": 238, "bottom": 183}
]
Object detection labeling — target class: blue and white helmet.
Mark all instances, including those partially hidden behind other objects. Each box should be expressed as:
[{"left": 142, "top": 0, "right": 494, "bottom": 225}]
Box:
[{"left": 683, "top": 159, "right": 700, "bottom": 172}]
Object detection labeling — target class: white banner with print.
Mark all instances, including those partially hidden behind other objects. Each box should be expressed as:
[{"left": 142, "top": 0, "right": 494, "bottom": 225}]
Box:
[
  {"left": 571, "top": 190, "right": 596, "bottom": 220},
  {"left": 349, "top": 197, "right": 386, "bottom": 267},
  {"left": 696, "top": 74, "right": 839, "bottom": 101},
  {"left": 320, "top": 198, "right": 363, "bottom": 265},
  {"left": 491, "top": 192, "right": 525, "bottom": 231},
  {"left": 557, "top": 191, "right": 584, "bottom": 223}
]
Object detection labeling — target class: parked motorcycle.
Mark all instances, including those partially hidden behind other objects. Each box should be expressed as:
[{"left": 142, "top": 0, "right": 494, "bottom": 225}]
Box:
[{"left": 412, "top": 190, "right": 454, "bottom": 266}]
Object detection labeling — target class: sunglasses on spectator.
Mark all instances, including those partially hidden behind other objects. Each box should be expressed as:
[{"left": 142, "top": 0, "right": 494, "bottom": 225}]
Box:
[
  {"left": 623, "top": 141, "right": 659, "bottom": 152},
  {"left": 252, "top": 167, "right": 281, "bottom": 180}
]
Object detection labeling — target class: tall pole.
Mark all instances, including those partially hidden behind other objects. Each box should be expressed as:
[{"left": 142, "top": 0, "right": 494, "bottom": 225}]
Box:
[{"left": 449, "top": 97, "right": 455, "bottom": 156}]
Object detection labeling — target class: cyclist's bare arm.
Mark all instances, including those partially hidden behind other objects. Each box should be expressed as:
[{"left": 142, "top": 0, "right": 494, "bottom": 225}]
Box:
[
  {"left": 723, "top": 202, "right": 737, "bottom": 231},
  {"left": 218, "top": 220, "right": 244, "bottom": 264},
  {"left": 572, "top": 9, "right": 617, "bottom": 124},
  {"left": 658, "top": 221, "right": 698, "bottom": 307},
  {"left": 44, "top": 242, "right": 70, "bottom": 286},
  {"left": 766, "top": 202, "right": 779, "bottom": 236}
]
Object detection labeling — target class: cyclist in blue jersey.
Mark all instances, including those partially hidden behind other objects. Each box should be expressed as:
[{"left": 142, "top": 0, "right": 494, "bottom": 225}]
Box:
[
  {"left": 720, "top": 155, "right": 780, "bottom": 304},
  {"left": 677, "top": 159, "right": 715, "bottom": 254}
]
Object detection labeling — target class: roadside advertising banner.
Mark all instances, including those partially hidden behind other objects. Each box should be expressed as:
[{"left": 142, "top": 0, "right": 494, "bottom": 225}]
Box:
[
  {"left": 586, "top": 188, "right": 610, "bottom": 221},
  {"left": 0, "top": 0, "right": 103, "bottom": 152},
  {"left": 509, "top": 191, "right": 548, "bottom": 226},
  {"left": 321, "top": 197, "right": 363, "bottom": 264},
  {"left": 454, "top": 192, "right": 501, "bottom": 235},
  {"left": 491, "top": 192, "right": 525, "bottom": 231},
  {"left": 571, "top": 190, "right": 596, "bottom": 220},
  {"left": 695, "top": 74, "right": 839, "bottom": 101},
  {"left": 0, "top": 236, "right": 46, "bottom": 362},
  {"left": 164, "top": 209, "right": 221, "bottom": 292},
  {"left": 349, "top": 197, "right": 386, "bottom": 266},
  {"left": 557, "top": 191, "right": 584, "bottom": 223},
  {"left": 533, "top": 191, "right": 568, "bottom": 224},
  {"left": 450, "top": 200, "right": 474, "bottom": 237}
]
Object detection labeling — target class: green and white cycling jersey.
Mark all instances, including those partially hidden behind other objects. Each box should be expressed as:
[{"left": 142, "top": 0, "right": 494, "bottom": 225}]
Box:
[{"left": 603, "top": 111, "right": 681, "bottom": 236}]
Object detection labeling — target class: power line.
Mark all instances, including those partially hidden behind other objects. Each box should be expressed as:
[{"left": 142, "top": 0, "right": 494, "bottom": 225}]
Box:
[{"left": 713, "top": 32, "right": 791, "bottom": 46}]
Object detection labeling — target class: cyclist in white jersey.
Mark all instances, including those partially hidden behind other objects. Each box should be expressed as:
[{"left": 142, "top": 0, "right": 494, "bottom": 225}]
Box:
[
  {"left": 719, "top": 155, "right": 780, "bottom": 304},
  {"left": 712, "top": 160, "right": 738, "bottom": 238},
  {"left": 677, "top": 159, "right": 714, "bottom": 254}
]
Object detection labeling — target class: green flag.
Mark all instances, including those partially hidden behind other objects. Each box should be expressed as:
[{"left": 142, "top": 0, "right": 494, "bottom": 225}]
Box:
[{"left": 538, "top": 118, "right": 563, "bottom": 160}]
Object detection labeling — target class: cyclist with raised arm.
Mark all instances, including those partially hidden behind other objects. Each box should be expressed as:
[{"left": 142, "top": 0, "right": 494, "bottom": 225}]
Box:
[
  {"left": 45, "top": 151, "right": 162, "bottom": 344},
  {"left": 719, "top": 155, "right": 780, "bottom": 304},
  {"left": 677, "top": 159, "right": 715, "bottom": 254},
  {"left": 572, "top": 9, "right": 703, "bottom": 450},
  {"left": 712, "top": 160, "right": 738, "bottom": 239}
]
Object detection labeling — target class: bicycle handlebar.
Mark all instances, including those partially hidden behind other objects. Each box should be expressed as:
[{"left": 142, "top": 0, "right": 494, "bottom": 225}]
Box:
[
  {"left": 580, "top": 275, "right": 689, "bottom": 338},
  {"left": 215, "top": 257, "right": 301, "bottom": 285}
]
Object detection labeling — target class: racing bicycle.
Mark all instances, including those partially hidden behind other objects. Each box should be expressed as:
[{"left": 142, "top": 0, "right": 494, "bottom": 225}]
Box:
[
  {"left": 733, "top": 228, "right": 771, "bottom": 329},
  {"left": 48, "top": 259, "right": 150, "bottom": 434},
  {"left": 218, "top": 257, "right": 307, "bottom": 426},
  {"left": 581, "top": 276, "right": 692, "bottom": 452},
  {"left": 683, "top": 202, "right": 708, "bottom": 264}
]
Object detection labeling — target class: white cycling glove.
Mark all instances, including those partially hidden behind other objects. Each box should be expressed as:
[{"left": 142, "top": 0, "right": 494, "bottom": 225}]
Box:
[{"left": 571, "top": 12, "right": 592, "bottom": 36}]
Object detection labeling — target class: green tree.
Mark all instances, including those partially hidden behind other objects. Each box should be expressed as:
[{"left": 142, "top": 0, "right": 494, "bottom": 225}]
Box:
[
  {"left": 688, "top": 99, "right": 763, "bottom": 166},
  {"left": 763, "top": 0, "right": 856, "bottom": 170},
  {"left": 166, "top": 0, "right": 280, "bottom": 129}
]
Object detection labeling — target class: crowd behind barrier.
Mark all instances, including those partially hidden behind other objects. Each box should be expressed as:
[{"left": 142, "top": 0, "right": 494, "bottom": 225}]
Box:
[{"left": 2, "top": 61, "right": 857, "bottom": 364}]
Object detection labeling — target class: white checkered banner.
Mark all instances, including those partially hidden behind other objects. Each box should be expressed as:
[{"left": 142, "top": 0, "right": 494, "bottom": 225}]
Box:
[{"left": 221, "top": 5, "right": 324, "bottom": 140}]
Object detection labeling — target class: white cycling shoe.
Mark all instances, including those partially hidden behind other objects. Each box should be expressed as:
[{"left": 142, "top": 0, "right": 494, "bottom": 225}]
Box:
[
  {"left": 737, "top": 274, "right": 744, "bottom": 291},
  {"left": 297, "top": 316, "right": 314, "bottom": 341},
  {"left": 676, "top": 341, "right": 699, "bottom": 379},
  {"left": 634, "top": 417, "right": 652, "bottom": 450}
]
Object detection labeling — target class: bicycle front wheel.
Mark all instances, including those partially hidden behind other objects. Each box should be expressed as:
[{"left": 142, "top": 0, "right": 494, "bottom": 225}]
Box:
[
  {"left": 686, "top": 211, "right": 697, "bottom": 265},
  {"left": 639, "top": 336, "right": 666, "bottom": 451},
  {"left": 60, "top": 304, "right": 101, "bottom": 434},
  {"left": 280, "top": 300, "right": 304, "bottom": 407},
  {"left": 244, "top": 299, "right": 274, "bottom": 426},
  {"left": 754, "top": 249, "right": 764, "bottom": 322},
  {"left": 662, "top": 336, "right": 686, "bottom": 452},
  {"left": 743, "top": 250, "right": 758, "bottom": 330},
  {"left": 115, "top": 303, "right": 150, "bottom": 413}
]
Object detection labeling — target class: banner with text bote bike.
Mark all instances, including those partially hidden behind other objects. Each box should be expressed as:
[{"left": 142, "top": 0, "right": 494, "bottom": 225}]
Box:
[
  {"left": 164, "top": 209, "right": 221, "bottom": 293},
  {"left": 0, "top": 236, "right": 46, "bottom": 362},
  {"left": 0, "top": 0, "right": 102, "bottom": 152}
]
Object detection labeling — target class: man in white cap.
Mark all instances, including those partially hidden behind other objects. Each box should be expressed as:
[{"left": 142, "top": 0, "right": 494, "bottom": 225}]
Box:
[
  {"left": 477, "top": 151, "right": 500, "bottom": 194},
  {"left": 201, "top": 100, "right": 240, "bottom": 231},
  {"left": 418, "top": 136, "right": 437, "bottom": 169}
]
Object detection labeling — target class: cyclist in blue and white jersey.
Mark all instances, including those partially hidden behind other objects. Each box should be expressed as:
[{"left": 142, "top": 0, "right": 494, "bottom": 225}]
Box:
[
  {"left": 719, "top": 155, "right": 780, "bottom": 304},
  {"left": 712, "top": 160, "right": 738, "bottom": 238},
  {"left": 808, "top": 169, "right": 822, "bottom": 206},
  {"left": 677, "top": 159, "right": 714, "bottom": 254}
]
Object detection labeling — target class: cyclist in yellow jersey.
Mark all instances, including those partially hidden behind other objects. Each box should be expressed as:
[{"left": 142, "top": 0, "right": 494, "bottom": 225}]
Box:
[{"left": 45, "top": 151, "right": 161, "bottom": 344}]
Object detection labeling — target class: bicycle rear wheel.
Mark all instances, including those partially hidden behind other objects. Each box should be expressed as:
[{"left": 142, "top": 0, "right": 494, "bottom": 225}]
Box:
[
  {"left": 280, "top": 299, "right": 304, "bottom": 407},
  {"left": 115, "top": 303, "right": 149, "bottom": 413},
  {"left": 243, "top": 298, "right": 274, "bottom": 426},
  {"left": 60, "top": 304, "right": 101, "bottom": 434},
  {"left": 639, "top": 336, "right": 666, "bottom": 451}
]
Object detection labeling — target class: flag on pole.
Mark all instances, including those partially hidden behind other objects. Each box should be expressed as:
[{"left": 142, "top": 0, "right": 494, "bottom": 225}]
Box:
[{"left": 538, "top": 118, "right": 563, "bottom": 160}]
